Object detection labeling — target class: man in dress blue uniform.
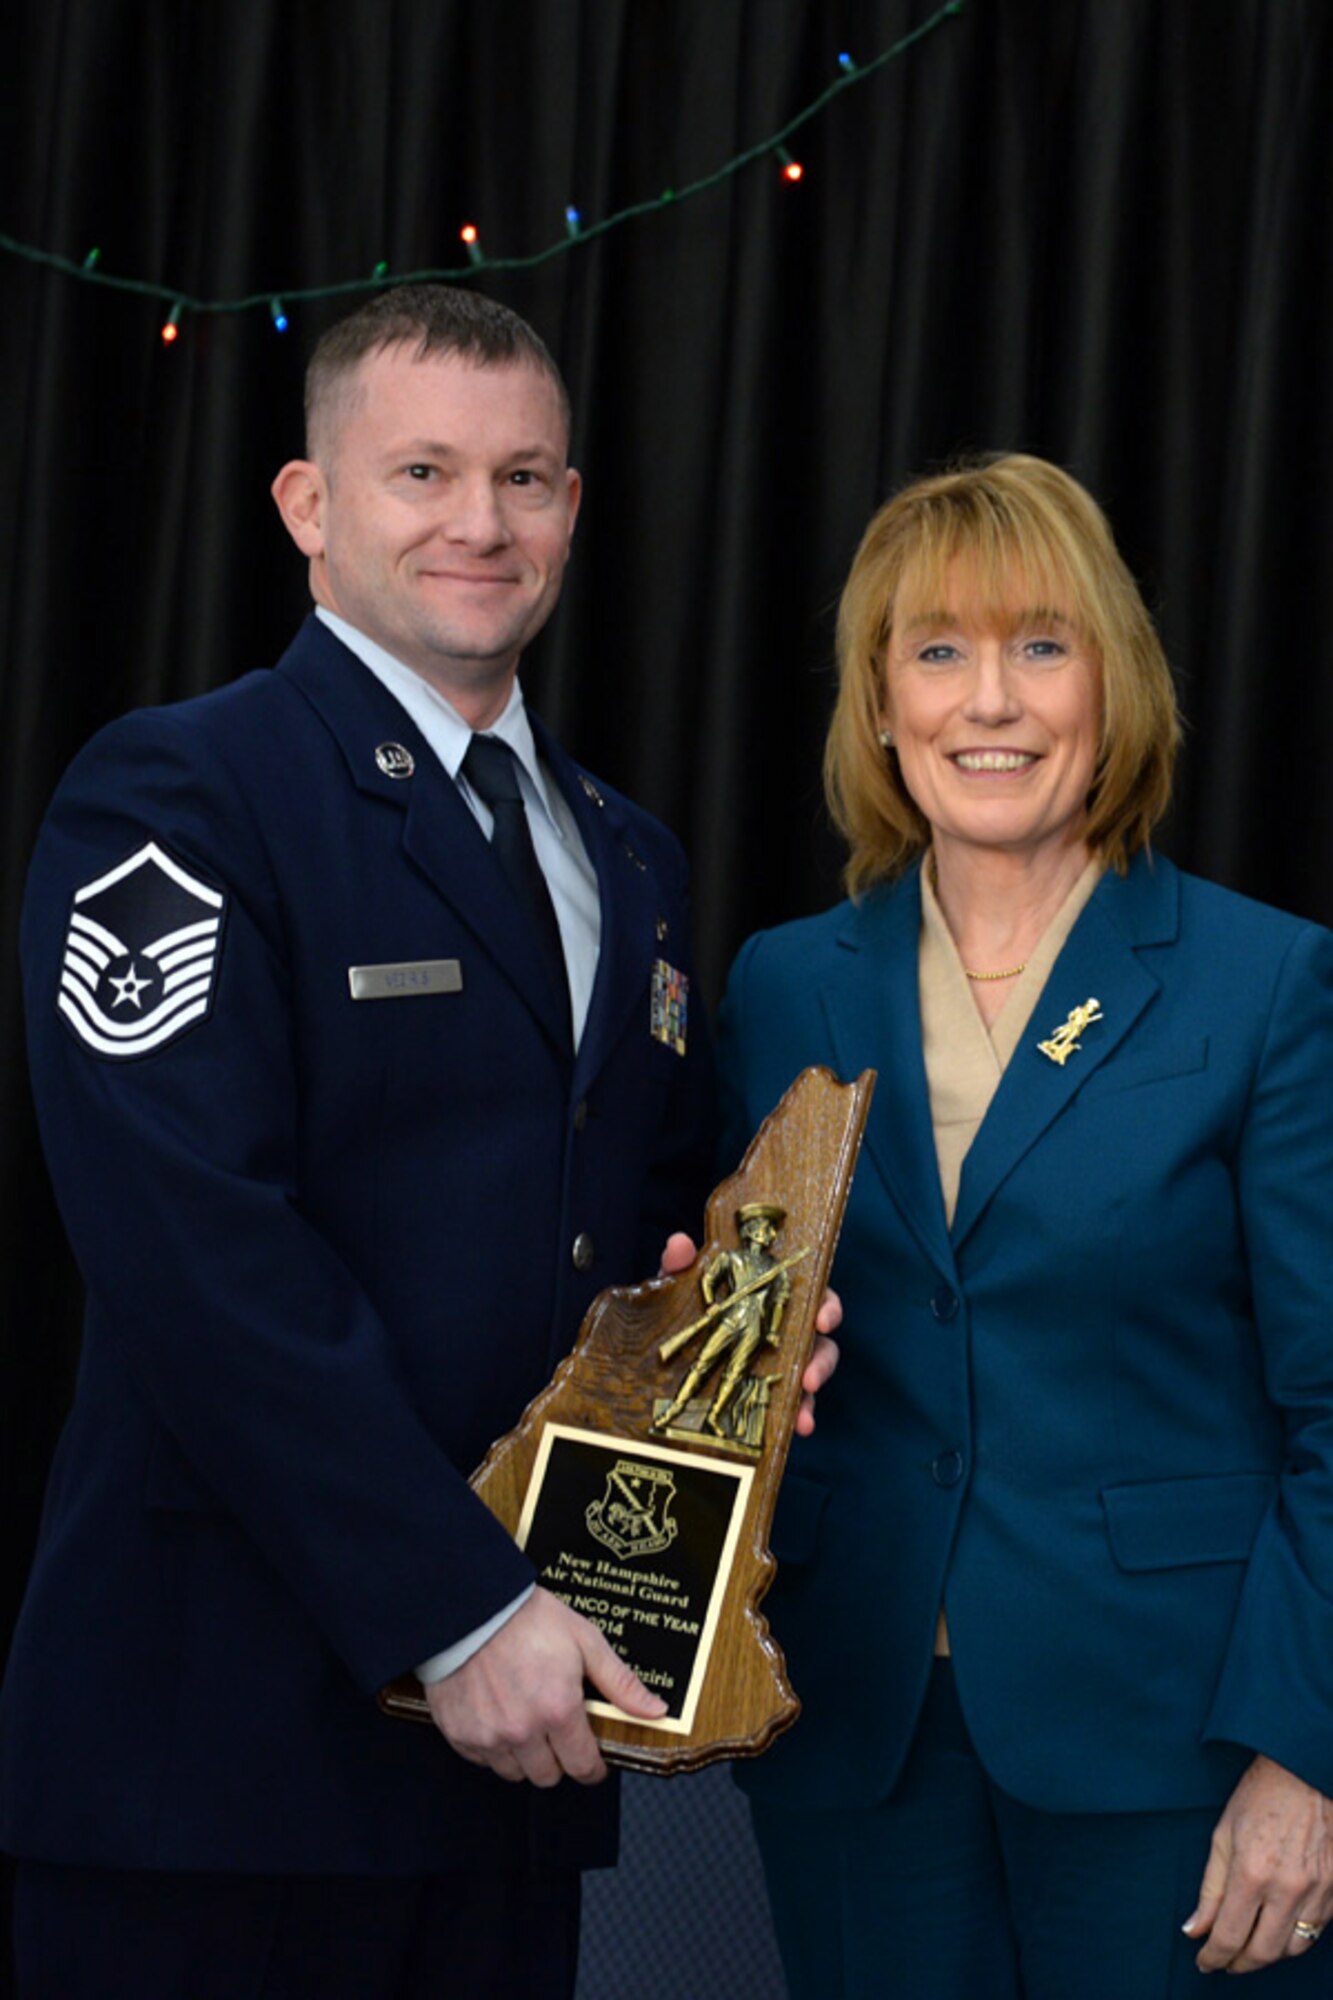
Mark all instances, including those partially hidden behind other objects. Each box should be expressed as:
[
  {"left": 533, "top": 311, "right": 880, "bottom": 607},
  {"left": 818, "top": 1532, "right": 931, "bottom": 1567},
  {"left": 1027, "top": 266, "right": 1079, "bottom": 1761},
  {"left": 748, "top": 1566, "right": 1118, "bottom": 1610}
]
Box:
[{"left": 0, "top": 286, "right": 736, "bottom": 1997}]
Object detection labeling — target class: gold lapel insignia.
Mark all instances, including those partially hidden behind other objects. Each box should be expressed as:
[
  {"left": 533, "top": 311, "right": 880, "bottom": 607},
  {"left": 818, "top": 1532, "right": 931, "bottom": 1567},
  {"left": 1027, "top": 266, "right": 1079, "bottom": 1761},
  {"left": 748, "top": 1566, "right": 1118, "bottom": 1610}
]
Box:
[{"left": 1038, "top": 997, "right": 1103, "bottom": 1067}]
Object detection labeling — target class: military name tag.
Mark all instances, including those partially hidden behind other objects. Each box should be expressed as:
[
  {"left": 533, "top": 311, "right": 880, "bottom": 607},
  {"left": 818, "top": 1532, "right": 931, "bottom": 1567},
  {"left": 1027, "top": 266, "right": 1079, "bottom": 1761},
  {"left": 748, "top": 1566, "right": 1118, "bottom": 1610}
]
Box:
[{"left": 347, "top": 960, "right": 463, "bottom": 1001}]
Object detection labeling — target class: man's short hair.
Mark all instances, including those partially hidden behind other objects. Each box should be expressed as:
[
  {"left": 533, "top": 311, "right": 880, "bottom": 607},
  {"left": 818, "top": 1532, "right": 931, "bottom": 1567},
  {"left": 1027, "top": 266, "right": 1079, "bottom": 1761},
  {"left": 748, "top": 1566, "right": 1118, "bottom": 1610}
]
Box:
[{"left": 304, "top": 284, "right": 572, "bottom": 461}]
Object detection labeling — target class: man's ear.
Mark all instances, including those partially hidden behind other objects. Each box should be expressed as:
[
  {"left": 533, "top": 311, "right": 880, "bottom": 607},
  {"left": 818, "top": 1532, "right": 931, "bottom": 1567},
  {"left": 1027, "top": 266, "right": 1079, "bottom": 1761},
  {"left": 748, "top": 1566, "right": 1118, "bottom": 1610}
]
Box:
[{"left": 271, "top": 460, "right": 327, "bottom": 556}]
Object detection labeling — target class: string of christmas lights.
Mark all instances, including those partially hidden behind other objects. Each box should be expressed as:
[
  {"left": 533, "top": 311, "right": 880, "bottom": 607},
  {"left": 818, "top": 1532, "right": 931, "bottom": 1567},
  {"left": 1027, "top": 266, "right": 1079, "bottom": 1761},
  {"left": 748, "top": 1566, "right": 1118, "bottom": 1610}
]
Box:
[{"left": 0, "top": 1, "right": 964, "bottom": 345}]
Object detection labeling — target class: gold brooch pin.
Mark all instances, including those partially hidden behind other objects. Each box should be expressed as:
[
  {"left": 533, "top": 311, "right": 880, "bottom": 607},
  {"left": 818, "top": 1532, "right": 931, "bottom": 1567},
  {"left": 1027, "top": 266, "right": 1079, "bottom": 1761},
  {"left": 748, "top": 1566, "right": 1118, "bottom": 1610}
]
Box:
[{"left": 1038, "top": 997, "right": 1103, "bottom": 1067}]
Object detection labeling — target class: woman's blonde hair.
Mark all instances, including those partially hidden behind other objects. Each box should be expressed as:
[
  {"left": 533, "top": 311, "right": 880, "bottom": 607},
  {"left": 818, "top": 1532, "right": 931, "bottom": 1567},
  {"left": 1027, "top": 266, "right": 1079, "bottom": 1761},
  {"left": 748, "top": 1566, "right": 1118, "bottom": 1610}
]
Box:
[{"left": 824, "top": 453, "right": 1182, "bottom": 895}]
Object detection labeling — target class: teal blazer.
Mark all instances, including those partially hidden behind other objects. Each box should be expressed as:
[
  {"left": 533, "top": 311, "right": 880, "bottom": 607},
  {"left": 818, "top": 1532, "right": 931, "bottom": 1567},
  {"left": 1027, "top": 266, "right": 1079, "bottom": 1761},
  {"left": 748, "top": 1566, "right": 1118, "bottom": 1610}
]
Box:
[{"left": 721, "top": 855, "right": 1333, "bottom": 1816}]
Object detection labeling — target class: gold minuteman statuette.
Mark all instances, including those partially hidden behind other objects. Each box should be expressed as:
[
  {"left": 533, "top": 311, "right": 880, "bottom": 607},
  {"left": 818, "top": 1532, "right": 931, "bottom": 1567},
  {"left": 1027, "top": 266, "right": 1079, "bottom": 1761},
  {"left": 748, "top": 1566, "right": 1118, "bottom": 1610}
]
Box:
[{"left": 651, "top": 1205, "right": 809, "bottom": 1455}]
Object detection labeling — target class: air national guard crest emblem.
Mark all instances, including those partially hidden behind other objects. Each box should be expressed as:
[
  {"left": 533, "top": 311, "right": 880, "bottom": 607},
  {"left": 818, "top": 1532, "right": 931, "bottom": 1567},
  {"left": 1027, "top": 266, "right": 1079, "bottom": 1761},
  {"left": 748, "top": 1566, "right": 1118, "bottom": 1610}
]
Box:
[
  {"left": 57, "top": 840, "right": 226, "bottom": 1060},
  {"left": 585, "top": 1459, "right": 679, "bottom": 1560}
]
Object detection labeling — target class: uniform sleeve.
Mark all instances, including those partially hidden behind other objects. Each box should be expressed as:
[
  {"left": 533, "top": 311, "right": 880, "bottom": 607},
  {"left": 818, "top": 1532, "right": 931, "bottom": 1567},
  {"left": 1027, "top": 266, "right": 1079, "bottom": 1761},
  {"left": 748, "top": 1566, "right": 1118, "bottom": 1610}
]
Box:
[
  {"left": 23, "top": 707, "right": 536, "bottom": 1694},
  {"left": 1203, "top": 921, "right": 1333, "bottom": 1794}
]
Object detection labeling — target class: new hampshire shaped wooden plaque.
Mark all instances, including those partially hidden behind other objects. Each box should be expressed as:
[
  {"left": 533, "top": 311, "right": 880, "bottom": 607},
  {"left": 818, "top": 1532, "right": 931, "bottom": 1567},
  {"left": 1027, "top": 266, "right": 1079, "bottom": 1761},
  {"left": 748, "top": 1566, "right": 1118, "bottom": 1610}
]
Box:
[{"left": 381, "top": 1064, "right": 875, "bottom": 1774}]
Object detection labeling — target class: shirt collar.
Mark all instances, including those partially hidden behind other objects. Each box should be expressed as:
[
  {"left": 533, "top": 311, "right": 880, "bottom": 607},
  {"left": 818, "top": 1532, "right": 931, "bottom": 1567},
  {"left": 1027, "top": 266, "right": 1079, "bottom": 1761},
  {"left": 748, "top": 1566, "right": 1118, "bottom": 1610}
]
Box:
[{"left": 314, "top": 607, "right": 562, "bottom": 833}]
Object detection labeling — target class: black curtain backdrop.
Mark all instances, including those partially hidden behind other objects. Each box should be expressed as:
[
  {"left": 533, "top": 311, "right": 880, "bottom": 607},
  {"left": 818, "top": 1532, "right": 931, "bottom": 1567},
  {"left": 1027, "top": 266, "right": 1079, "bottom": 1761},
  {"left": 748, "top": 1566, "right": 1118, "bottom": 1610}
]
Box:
[{"left": 3, "top": 0, "right": 1332, "bottom": 1988}]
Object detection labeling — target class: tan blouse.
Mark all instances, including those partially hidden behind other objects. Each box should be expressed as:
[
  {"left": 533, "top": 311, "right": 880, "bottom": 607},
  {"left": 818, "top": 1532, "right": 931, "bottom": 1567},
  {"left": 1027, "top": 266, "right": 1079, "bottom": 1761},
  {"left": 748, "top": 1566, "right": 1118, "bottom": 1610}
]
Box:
[
  {"left": 919, "top": 857, "right": 1103, "bottom": 1228},
  {"left": 918, "top": 854, "right": 1103, "bottom": 1653}
]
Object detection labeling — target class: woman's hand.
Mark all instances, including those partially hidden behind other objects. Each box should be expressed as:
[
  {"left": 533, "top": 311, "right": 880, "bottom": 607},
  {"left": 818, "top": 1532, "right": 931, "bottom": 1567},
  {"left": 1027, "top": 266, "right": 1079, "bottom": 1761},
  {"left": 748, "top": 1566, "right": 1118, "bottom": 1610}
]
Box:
[
  {"left": 658, "top": 1232, "right": 841, "bottom": 1435},
  {"left": 1184, "top": 1754, "right": 1333, "bottom": 1972}
]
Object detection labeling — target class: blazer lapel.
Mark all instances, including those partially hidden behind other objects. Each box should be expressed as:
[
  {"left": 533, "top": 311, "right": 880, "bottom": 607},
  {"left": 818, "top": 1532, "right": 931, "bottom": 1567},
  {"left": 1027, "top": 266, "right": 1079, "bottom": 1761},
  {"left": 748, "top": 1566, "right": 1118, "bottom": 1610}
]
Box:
[
  {"left": 277, "top": 620, "right": 572, "bottom": 1058},
  {"left": 950, "top": 857, "right": 1178, "bottom": 1250},
  {"left": 532, "top": 719, "right": 663, "bottom": 1089},
  {"left": 819, "top": 868, "right": 958, "bottom": 1278},
  {"left": 399, "top": 775, "right": 574, "bottom": 1059}
]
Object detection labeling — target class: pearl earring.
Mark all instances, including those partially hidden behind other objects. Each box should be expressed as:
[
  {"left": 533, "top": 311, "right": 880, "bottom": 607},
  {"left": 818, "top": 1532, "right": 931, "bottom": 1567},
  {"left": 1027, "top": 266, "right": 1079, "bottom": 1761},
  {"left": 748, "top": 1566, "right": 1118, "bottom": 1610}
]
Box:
[{"left": 878, "top": 727, "right": 894, "bottom": 749}]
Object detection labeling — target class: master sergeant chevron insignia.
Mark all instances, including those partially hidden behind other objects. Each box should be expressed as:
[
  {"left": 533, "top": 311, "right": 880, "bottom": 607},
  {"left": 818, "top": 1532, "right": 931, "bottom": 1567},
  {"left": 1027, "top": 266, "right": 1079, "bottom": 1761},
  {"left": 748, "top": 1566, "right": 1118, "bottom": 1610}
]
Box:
[{"left": 57, "top": 840, "right": 226, "bottom": 1060}]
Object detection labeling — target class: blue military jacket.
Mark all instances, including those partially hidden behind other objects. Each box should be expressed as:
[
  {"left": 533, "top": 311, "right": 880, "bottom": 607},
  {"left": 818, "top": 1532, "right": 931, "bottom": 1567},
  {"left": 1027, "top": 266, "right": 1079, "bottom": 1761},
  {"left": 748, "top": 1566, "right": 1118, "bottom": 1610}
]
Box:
[
  {"left": 722, "top": 856, "right": 1333, "bottom": 1818},
  {"left": 1, "top": 616, "right": 714, "bottom": 1873}
]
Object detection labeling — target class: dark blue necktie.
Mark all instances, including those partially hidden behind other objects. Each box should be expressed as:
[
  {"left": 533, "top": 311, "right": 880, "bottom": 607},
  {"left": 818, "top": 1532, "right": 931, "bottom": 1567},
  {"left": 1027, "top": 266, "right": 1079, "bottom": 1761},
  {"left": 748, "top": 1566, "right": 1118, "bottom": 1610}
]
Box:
[{"left": 462, "top": 734, "right": 572, "bottom": 1044}]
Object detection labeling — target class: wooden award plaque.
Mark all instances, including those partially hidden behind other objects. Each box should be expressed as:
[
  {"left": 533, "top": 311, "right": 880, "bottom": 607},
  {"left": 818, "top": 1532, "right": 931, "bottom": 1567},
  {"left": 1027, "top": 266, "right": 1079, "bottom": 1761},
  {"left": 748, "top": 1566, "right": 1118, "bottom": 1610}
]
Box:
[{"left": 380, "top": 1064, "right": 875, "bottom": 1774}]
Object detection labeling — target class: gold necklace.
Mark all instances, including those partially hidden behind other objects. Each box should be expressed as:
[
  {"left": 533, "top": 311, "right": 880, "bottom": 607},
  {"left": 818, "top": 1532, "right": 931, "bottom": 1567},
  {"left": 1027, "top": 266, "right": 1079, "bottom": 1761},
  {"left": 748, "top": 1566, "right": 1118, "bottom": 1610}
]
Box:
[
  {"left": 925, "top": 858, "right": 1028, "bottom": 982},
  {"left": 963, "top": 961, "right": 1027, "bottom": 982}
]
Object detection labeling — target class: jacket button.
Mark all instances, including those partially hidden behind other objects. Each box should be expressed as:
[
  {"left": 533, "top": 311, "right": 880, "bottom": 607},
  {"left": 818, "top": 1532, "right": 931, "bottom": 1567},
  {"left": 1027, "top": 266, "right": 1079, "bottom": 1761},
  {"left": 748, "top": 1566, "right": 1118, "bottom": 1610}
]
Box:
[
  {"left": 932, "top": 1450, "right": 964, "bottom": 1488},
  {"left": 931, "top": 1287, "right": 959, "bottom": 1322},
  {"left": 573, "top": 1099, "right": 588, "bottom": 1133},
  {"left": 571, "top": 1232, "right": 595, "bottom": 1271}
]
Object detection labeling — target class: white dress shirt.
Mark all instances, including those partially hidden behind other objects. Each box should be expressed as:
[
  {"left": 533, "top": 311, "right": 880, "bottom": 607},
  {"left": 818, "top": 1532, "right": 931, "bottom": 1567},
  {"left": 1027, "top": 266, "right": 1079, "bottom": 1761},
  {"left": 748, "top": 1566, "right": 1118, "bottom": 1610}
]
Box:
[{"left": 316, "top": 607, "right": 600, "bottom": 1045}]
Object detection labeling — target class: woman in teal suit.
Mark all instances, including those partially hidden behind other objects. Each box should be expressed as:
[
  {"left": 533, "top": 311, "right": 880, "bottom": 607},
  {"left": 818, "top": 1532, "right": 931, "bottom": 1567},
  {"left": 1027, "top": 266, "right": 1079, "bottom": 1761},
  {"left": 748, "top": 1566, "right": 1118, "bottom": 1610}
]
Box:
[{"left": 722, "top": 456, "right": 1333, "bottom": 1996}]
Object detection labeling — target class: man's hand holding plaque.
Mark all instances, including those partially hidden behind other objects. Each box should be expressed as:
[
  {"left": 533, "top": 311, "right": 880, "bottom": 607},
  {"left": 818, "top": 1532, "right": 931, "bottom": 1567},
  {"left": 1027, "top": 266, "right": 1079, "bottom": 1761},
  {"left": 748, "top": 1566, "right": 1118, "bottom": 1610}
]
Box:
[
  {"left": 422, "top": 1585, "right": 668, "bottom": 1788},
  {"left": 382, "top": 1065, "right": 874, "bottom": 1775}
]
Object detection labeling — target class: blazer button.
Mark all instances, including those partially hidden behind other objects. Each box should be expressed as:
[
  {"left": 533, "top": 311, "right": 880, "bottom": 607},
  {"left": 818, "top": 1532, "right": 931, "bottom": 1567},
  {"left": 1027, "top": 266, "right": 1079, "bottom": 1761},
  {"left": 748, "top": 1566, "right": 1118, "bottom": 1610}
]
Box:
[
  {"left": 573, "top": 1098, "right": 589, "bottom": 1133},
  {"left": 931, "top": 1287, "right": 959, "bottom": 1322},
  {"left": 931, "top": 1450, "right": 964, "bottom": 1488},
  {"left": 571, "top": 1232, "right": 595, "bottom": 1271}
]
